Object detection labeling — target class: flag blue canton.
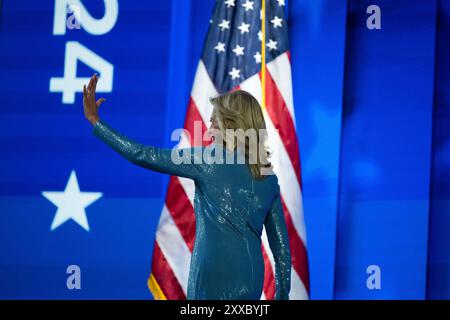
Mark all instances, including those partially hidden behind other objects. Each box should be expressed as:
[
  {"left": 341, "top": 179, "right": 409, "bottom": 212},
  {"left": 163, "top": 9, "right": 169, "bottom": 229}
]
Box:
[{"left": 201, "top": 0, "right": 289, "bottom": 93}]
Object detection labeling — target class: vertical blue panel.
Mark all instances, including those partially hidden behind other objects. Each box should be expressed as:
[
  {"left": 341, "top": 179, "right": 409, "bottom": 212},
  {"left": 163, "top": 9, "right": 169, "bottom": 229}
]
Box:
[
  {"left": 162, "top": 0, "right": 215, "bottom": 193},
  {"left": 336, "top": 0, "right": 437, "bottom": 299},
  {"left": 289, "top": 0, "right": 348, "bottom": 299},
  {"left": 427, "top": 0, "right": 450, "bottom": 300}
]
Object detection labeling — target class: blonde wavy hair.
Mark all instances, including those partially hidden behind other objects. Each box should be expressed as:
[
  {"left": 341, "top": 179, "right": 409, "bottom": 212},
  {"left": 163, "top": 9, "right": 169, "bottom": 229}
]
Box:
[{"left": 209, "top": 90, "right": 273, "bottom": 179}]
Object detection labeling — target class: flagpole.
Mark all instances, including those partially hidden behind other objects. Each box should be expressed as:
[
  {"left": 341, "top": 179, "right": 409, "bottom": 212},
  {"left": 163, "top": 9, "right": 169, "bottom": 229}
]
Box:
[{"left": 261, "top": 0, "right": 266, "bottom": 109}]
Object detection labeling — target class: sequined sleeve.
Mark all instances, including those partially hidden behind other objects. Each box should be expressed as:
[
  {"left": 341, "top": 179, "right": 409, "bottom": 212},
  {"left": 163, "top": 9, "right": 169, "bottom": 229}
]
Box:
[
  {"left": 264, "top": 189, "right": 292, "bottom": 300},
  {"left": 92, "top": 119, "right": 203, "bottom": 180}
]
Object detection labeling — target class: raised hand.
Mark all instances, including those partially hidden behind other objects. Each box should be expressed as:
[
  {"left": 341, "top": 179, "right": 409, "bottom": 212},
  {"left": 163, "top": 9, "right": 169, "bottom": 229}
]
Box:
[{"left": 83, "top": 73, "right": 107, "bottom": 125}]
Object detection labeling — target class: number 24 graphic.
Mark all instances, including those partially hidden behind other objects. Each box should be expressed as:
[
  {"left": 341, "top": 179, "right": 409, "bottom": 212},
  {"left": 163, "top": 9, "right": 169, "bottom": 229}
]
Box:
[{"left": 50, "top": 0, "right": 118, "bottom": 104}]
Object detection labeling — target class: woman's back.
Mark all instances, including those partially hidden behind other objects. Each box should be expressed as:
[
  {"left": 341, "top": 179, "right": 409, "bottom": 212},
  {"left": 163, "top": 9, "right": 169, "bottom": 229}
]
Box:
[
  {"left": 193, "top": 144, "right": 279, "bottom": 240},
  {"left": 187, "top": 144, "right": 283, "bottom": 299}
]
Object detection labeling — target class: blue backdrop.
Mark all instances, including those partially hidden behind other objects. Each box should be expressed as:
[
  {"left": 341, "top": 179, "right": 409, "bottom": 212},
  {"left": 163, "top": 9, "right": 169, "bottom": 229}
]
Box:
[{"left": 0, "top": 0, "right": 448, "bottom": 300}]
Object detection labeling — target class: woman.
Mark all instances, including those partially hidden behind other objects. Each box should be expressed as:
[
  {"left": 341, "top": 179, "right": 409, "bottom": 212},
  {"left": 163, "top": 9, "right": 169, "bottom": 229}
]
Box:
[{"left": 83, "top": 73, "right": 291, "bottom": 300}]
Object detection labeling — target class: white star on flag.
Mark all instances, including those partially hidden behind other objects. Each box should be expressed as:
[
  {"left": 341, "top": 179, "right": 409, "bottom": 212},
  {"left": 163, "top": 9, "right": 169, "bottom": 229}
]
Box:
[
  {"left": 218, "top": 19, "right": 230, "bottom": 31},
  {"left": 254, "top": 51, "right": 262, "bottom": 64},
  {"left": 225, "top": 0, "right": 235, "bottom": 8},
  {"left": 42, "top": 170, "right": 102, "bottom": 231},
  {"left": 257, "top": 30, "right": 263, "bottom": 41},
  {"left": 271, "top": 16, "right": 283, "bottom": 28},
  {"left": 277, "top": 0, "right": 286, "bottom": 6},
  {"left": 232, "top": 44, "right": 245, "bottom": 56},
  {"left": 214, "top": 42, "right": 226, "bottom": 53},
  {"left": 237, "top": 22, "right": 250, "bottom": 34},
  {"left": 229, "top": 67, "right": 241, "bottom": 79},
  {"left": 242, "top": 0, "right": 254, "bottom": 11},
  {"left": 267, "top": 39, "right": 278, "bottom": 51}
]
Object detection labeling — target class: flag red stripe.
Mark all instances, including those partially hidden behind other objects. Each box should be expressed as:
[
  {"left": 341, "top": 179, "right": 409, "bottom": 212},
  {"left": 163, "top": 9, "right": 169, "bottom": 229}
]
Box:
[
  {"left": 165, "top": 176, "right": 196, "bottom": 251},
  {"left": 184, "top": 97, "right": 210, "bottom": 147},
  {"left": 262, "top": 243, "right": 276, "bottom": 300},
  {"left": 151, "top": 241, "right": 186, "bottom": 300},
  {"left": 262, "top": 68, "right": 303, "bottom": 186},
  {"left": 281, "top": 197, "right": 310, "bottom": 293}
]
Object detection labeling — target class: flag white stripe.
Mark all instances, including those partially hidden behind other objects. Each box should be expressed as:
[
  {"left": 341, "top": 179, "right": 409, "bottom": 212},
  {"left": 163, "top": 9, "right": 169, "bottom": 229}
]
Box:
[
  {"left": 191, "top": 61, "right": 218, "bottom": 125},
  {"left": 156, "top": 205, "right": 192, "bottom": 295},
  {"left": 261, "top": 226, "right": 276, "bottom": 270},
  {"left": 266, "top": 53, "right": 296, "bottom": 127},
  {"left": 290, "top": 268, "right": 309, "bottom": 300},
  {"left": 260, "top": 225, "right": 277, "bottom": 299},
  {"left": 176, "top": 131, "right": 196, "bottom": 206}
]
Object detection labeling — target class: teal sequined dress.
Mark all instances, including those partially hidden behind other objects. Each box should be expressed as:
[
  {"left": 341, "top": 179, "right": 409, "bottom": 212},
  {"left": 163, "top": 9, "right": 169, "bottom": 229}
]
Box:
[{"left": 92, "top": 119, "right": 292, "bottom": 300}]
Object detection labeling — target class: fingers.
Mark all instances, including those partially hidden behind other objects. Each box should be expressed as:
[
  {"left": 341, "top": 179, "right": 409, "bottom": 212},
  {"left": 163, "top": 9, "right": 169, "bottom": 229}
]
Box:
[
  {"left": 85, "top": 73, "right": 99, "bottom": 101},
  {"left": 96, "top": 98, "right": 106, "bottom": 107},
  {"left": 87, "top": 73, "right": 96, "bottom": 93},
  {"left": 93, "top": 73, "right": 98, "bottom": 91},
  {"left": 87, "top": 77, "right": 92, "bottom": 93}
]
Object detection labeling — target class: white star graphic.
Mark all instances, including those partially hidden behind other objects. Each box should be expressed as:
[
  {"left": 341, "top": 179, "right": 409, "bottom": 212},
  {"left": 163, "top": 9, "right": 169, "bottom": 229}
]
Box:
[
  {"left": 214, "top": 42, "right": 226, "bottom": 53},
  {"left": 232, "top": 44, "right": 245, "bottom": 56},
  {"left": 237, "top": 22, "right": 250, "bottom": 34},
  {"left": 242, "top": 0, "right": 254, "bottom": 11},
  {"left": 254, "top": 51, "right": 262, "bottom": 64},
  {"left": 271, "top": 16, "right": 283, "bottom": 28},
  {"left": 229, "top": 67, "right": 241, "bottom": 79},
  {"left": 225, "top": 0, "right": 235, "bottom": 8},
  {"left": 277, "top": 0, "right": 286, "bottom": 6},
  {"left": 218, "top": 19, "right": 230, "bottom": 31},
  {"left": 42, "top": 170, "right": 102, "bottom": 231},
  {"left": 267, "top": 39, "right": 278, "bottom": 51}
]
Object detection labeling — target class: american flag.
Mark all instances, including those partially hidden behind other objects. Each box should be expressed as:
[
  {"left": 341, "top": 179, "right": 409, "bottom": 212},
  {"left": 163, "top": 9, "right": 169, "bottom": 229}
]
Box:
[{"left": 147, "top": 0, "right": 309, "bottom": 300}]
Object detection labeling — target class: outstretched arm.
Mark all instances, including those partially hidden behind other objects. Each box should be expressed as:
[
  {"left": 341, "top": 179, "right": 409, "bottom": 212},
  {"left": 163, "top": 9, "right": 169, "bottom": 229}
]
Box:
[
  {"left": 92, "top": 120, "right": 203, "bottom": 180},
  {"left": 264, "top": 191, "right": 292, "bottom": 300},
  {"left": 83, "top": 73, "right": 202, "bottom": 180}
]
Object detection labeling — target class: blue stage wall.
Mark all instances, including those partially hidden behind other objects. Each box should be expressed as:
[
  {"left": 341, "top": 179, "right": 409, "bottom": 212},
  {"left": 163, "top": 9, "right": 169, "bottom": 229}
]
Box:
[
  {"left": 0, "top": 0, "right": 448, "bottom": 299},
  {"left": 336, "top": 0, "right": 436, "bottom": 299}
]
